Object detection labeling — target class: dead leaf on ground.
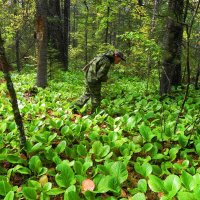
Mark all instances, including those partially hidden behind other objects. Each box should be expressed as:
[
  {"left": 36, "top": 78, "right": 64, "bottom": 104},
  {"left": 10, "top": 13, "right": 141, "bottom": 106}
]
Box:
[{"left": 81, "top": 179, "right": 95, "bottom": 192}]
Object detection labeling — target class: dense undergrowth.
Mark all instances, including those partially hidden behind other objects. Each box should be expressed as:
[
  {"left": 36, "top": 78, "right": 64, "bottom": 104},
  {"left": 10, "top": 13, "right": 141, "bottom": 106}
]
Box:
[{"left": 0, "top": 68, "right": 200, "bottom": 200}]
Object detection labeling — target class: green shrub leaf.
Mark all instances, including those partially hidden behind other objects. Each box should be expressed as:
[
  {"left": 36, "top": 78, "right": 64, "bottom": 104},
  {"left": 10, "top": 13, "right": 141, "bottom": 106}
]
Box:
[
  {"left": 55, "top": 141, "right": 66, "bottom": 154},
  {"left": 22, "top": 187, "right": 37, "bottom": 200},
  {"left": 148, "top": 175, "right": 165, "bottom": 193},
  {"left": 164, "top": 175, "right": 181, "bottom": 197},
  {"left": 55, "top": 161, "right": 76, "bottom": 188},
  {"left": 0, "top": 181, "right": 12, "bottom": 196},
  {"left": 132, "top": 192, "right": 146, "bottom": 200},
  {"left": 108, "top": 161, "right": 128, "bottom": 184},
  {"left": 137, "top": 179, "right": 147, "bottom": 193},
  {"left": 181, "top": 171, "right": 195, "bottom": 191},
  {"left": 29, "top": 156, "right": 42, "bottom": 175},
  {"left": 4, "top": 191, "right": 14, "bottom": 200}
]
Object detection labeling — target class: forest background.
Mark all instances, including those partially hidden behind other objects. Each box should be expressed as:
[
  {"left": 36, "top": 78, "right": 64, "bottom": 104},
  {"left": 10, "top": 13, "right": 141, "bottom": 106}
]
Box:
[{"left": 0, "top": 0, "right": 200, "bottom": 199}]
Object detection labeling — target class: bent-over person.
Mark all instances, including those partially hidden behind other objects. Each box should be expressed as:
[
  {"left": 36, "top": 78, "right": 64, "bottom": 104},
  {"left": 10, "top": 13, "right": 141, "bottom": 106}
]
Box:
[{"left": 71, "top": 51, "right": 125, "bottom": 114}]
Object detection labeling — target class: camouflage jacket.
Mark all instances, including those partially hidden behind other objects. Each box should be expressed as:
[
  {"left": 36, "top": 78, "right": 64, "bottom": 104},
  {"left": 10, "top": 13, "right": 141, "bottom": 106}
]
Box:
[{"left": 84, "top": 52, "right": 114, "bottom": 83}]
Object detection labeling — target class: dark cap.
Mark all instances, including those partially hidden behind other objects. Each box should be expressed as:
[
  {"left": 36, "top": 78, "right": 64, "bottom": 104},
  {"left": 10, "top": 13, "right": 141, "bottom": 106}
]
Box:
[{"left": 115, "top": 51, "right": 126, "bottom": 61}]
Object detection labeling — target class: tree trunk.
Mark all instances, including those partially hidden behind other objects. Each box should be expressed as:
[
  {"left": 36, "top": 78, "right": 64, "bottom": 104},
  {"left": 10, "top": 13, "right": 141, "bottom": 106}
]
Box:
[
  {"left": 195, "top": 65, "right": 200, "bottom": 89},
  {"left": 13, "top": 0, "right": 21, "bottom": 72},
  {"left": 84, "top": 0, "right": 89, "bottom": 64},
  {"left": 0, "top": 33, "right": 26, "bottom": 150},
  {"left": 138, "top": 0, "right": 144, "bottom": 6},
  {"left": 160, "top": 0, "right": 184, "bottom": 95},
  {"left": 48, "top": 0, "right": 62, "bottom": 51},
  {"left": 105, "top": 6, "right": 110, "bottom": 44},
  {"left": 72, "top": 3, "right": 78, "bottom": 48},
  {"left": 15, "top": 31, "right": 21, "bottom": 72},
  {"left": 62, "top": 0, "right": 70, "bottom": 70},
  {"left": 36, "top": 0, "right": 48, "bottom": 88}
]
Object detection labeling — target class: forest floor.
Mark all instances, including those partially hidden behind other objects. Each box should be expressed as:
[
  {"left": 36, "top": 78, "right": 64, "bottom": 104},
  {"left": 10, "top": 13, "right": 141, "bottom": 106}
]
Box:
[{"left": 0, "top": 68, "right": 200, "bottom": 200}]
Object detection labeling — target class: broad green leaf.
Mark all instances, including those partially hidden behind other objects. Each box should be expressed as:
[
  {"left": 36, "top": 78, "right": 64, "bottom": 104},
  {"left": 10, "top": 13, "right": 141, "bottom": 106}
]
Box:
[
  {"left": 139, "top": 123, "right": 153, "bottom": 142},
  {"left": 77, "top": 144, "right": 87, "bottom": 156},
  {"left": 43, "top": 182, "right": 52, "bottom": 192},
  {"left": 152, "top": 165, "right": 162, "bottom": 176},
  {"left": 22, "top": 187, "right": 37, "bottom": 200},
  {"left": 177, "top": 191, "right": 195, "bottom": 200},
  {"left": 55, "top": 141, "right": 66, "bottom": 154},
  {"left": 109, "top": 161, "right": 128, "bottom": 184},
  {"left": 0, "top": 122, "right": 7, "bottom": 133},
  {"left": 178, "top": 134, "right": 188, "bottom": 147},
  {"left": 7, "top": 155, "right": 24, "bottom": 164},
  {"left": 195, "top": 143, "right": 200, "bottom": 156},
  {"left": 126, "top": 116, "right": 135, "bottom": 130},
  {"left": 47, "top": 133, "right": 57, "bottom": 143},
  {"left": 50, "top": 119, "right": 63, "bottom": 129},
  {"left": 64, "top": 191, "right": 81, "bottom": 200},
  {"left": 46, "top": 188, "right": 65, "bottom": 195},
  {"left": 96, "top": 175, "right": 111, "bottom": 193},
  {"left": 132, "top": 192, "right": 146, "bottom": 200},
  {"left": 137, "top": 179, "right": 147, "bottom": 193},
  {"left": 91, "top": 141, "right": 110, "bottom": 158},
  {"left": 4, "top": 191, "right": 14, "bottom": 200},
  {"left": 181, "top": 171, "right": 195, "bottom": 191},
  {"left": 38, "top": 167, "right": 48, "bottom": 176},
  {"left": 73, "top": 161, "right": 83, "bottom": 175},
  {"left": 0, "top": 181, "right": 12, "bottom": 196},
  {"left": 55, "top": 161, "right": 76, "bottom": 188},
  {"left": 169, "top": 147, "right": 180, "bottom": 161},
  {"left": 108, "top": 176, "right": 121, "bottom": 193},
  {"left": 29, "top": 156, "right": 42, "bottom": 175},
  {"left": 164, "top": 175, "right": 181, "bottom": 197},
  {"left": 83, "top": 190, "right": 96, "bottom": 200},
  {"left": 61, "top": 125, "right": 70, "bottom": 136},
  {"left": 134, "top": 162, "right": 152, "bottom": 177},
  {"left": 83, "top": 160, "right": 93, "bottom": 172},
  {"left": 193, "top": 173, "right": 200, "bottom": 186},
  {"left": 194, "top": 187, "right": 200, "bottom": 199},
  {"left": 142, "top": 143, "right": 153, "bottom": 152},
  {"left": 29, "top": 142, "right": 43, "bottom": 153},
  {"left": 16, "top": 166, "right": 31, "bottom": 175},
  {"left": 52, "top": 155, "right": 62, "bottom": 165},
  {"left": 148, "top": 175, "right": 165, "bottom": 193},
  {"left": 28, "top": 180, "right": 41, "bottom": 189},
  {"left": 97, "top": 175, "right": 120, "bottom": 194},
  {"left": 91, "top": 141, "right": 102, "bottom": 155},
  {"left": 64, "top": 185, "right": 76, "bottom": 200}
]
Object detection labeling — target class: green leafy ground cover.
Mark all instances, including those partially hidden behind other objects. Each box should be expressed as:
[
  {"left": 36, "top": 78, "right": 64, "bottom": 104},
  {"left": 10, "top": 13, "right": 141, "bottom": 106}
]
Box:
[{"left": 0, "top": 69, "right": 200, "bottom": 200}]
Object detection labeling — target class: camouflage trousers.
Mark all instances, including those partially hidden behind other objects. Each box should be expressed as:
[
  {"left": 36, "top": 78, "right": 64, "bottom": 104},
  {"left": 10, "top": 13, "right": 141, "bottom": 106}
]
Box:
[{"left": 75, "top": 82, "right": 101, "bottom": 113}]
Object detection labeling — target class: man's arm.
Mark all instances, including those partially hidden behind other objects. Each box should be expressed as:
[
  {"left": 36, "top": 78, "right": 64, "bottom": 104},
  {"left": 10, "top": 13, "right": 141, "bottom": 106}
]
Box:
[{"left": 96, "top": 59, "right": 111, "bottom": 82}]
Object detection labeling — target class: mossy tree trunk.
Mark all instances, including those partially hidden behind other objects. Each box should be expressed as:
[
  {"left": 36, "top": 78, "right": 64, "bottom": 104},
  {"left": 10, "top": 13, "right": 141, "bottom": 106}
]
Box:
[
  {"left": 160, "top": 0, "right": 184, "bottom": 95},
  {"left": 36, "top": 0, "right": 48, "bottom": 88},
  {"left": 0, "top": 33, "right": 26, "bottom": 150}
]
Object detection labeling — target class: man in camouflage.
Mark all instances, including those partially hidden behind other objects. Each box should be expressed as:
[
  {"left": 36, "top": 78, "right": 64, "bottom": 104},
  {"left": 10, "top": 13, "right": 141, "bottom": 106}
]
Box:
[{"left": 72, "top": 51, "right": 125, "bottom": 114}]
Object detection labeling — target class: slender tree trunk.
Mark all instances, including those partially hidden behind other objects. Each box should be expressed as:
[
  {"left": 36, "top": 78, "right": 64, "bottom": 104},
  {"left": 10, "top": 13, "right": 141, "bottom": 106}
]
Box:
[
  {"left": 13, "top": 0, "right": 21, "bottom": 72},
  {"left": 84, "top": 0, "right": 89, "bottom": 64},
  {"left": 72, "top": 3, "right": 77, "bottom": 47},
  {"left": 48, "top": 0, "right": 62, "bottom": 51},
  {"left": 138, "top": 0, "right": 144, "bottom": 6},
  {"left": 173, "top": 0, "right": 200, "bottom": 134},
  {"left": 146, "top": 0, "right": 159, "bottom": 90},
  {"left": 36, "top": 0, "right": 48, "bottom": 88},
  {"left": 62, "top": 0, "right": 70, "bottom": 70},
  {"left": 15, "top": 31, "right": 21, "bottom": 72},
  {"left": 0, "top": 33, "right": 26, "bottom": 150},
  {"left": 150, "top": 0, "right": 159, "bottom": 36},
  {"left": 195, "top": 65, "right": 200, "bottom": 89},
  {"left": 160, "top": 0, "right": 184, "bottom": 95},
  {"left": 105, "top": 6, "right": 110, "bottom": 44}
]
